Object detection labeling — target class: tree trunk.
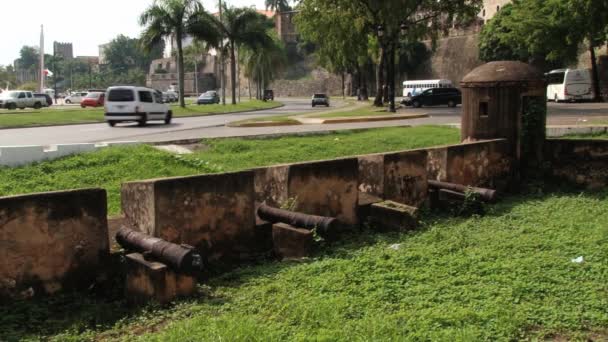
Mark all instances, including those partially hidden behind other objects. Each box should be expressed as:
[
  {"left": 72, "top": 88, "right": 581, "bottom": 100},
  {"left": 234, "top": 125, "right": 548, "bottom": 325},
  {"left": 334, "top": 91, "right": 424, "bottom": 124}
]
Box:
[
  {"left": 248, "top": 76, "right": 252, "bottom": 100},
  {"left": 388, "top": 43, "right": 396, "bottom": 113},
  {"left": 341, "top": 72, "right": 345, "bottom": 99},
  {"left": 230, "top": 41, "right": 237, "bottom": 105},
  {"left": 361, "top": 65, "right": 369, "bottom": 101},
  {"left": 176, "top": 31, "right": 186, "bottom": 108},
  {"left": 589, "top": 40, "right": 601, "bottom": 102},
  {"left": 374, "top": 47, "right": 386, "bottom": 106}
]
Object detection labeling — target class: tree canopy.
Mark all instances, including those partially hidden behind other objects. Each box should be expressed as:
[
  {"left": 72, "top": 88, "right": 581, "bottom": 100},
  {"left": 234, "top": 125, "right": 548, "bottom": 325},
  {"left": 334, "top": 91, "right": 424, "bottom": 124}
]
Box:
[{"left": 103, "top": 35, "right": 164, "bottom": 74}]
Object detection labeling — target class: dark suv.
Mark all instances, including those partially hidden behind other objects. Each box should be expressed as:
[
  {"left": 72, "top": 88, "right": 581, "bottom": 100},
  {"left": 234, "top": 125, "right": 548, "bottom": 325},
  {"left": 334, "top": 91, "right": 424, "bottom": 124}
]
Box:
[{"left": 403, "top": 87, "right": 461, "bottom": 108}]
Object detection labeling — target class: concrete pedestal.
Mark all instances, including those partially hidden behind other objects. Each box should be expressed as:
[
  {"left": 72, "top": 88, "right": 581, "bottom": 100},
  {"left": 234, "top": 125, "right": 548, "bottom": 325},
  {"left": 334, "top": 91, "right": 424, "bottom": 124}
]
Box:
[
  {"left": 369, "top": 201, "right": 419, "bottom": 231},
  {"left": 272, "top": 223, "right": 313, "bottom": 259},
  {"left": 125, "top": 253, "right": 196, "bottom": 305}
]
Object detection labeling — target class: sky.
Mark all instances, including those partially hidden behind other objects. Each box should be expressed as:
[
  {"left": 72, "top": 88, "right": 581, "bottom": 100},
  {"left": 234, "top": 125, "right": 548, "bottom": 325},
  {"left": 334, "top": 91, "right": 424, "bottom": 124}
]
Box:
[{"left": 0, "top": 0, "right": 266, "bottom": 66}]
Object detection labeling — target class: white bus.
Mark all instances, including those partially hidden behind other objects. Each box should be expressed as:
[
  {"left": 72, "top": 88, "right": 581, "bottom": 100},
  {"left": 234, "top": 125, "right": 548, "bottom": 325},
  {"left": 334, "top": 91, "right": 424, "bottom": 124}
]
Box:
[
  {"left": 403, "top": 79, "right": 453, "bottom": 97},
  {"left": 546, "top": 69, "right": 593, "bottom": 102}
]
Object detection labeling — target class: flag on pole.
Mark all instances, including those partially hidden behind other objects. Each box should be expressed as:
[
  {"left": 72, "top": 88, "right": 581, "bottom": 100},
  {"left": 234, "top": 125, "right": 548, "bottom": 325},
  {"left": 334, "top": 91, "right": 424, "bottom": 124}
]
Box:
[{"left": 44, "top": 69, "right": 53, "bottom": 77}]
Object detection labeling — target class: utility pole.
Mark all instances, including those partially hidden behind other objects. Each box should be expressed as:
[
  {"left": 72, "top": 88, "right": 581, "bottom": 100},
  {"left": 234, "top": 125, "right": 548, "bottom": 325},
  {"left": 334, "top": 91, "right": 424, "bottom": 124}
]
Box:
[
  {"left": 219, "top": 0, "right": 226, "bottom": 105},
  {"left": 39, "top": 25, "right": 45, "bottom": 93}
]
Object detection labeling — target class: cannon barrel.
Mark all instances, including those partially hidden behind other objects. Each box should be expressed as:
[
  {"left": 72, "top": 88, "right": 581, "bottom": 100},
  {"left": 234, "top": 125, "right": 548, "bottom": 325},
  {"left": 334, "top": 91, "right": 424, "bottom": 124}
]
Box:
[
  {"left": 428, "top": 180, "right": 497, "bottom": 202},
  {"left": 257, "top": 204, "right": 339, "bottom": 234},
  {"left": 116, "top": 227, "right": 202, "bottom": 273}
]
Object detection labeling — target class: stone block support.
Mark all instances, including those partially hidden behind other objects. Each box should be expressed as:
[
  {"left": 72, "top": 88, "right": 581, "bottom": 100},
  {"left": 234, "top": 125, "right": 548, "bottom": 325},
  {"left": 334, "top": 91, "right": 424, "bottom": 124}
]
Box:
[
  {"left": 272, "top": 223, "right": 313, "bottom": 259},
  {"left": 125, "top": 253, "right": 196, "bottom": 305}
]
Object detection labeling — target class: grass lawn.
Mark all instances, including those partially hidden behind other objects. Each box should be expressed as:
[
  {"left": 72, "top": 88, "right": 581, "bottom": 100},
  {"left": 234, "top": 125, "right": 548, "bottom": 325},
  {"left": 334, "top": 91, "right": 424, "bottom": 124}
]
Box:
[
  {"left": 2, "top": 188, "right": 607, "bottom": 341},
  {"left": 0, "top": 126, "right": 460, "bottom": 215},
  {"left": 562, "top": 133, "right": 608, "bottom": 139},
  {"left": 312, "top": 105, "right": 399, "bottom": 118},
  {"left": 228, "top": 115, "right": 301, "bottom": 126},
  {"left": 0, "top": 100, "right": 280, "bottom": 128}
]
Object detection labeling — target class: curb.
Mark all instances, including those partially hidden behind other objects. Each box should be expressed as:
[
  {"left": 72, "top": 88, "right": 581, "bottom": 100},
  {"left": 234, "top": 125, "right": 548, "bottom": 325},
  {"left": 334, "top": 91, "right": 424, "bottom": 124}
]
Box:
[
  {"left": 312, "top": 113, "right": 429, "bottom": 124},
  {"left": 146, "top": 125, "right": 415, "bottom": 146},
  {"left": 0, "top": 103, "right": 285, "bottom": 130}
]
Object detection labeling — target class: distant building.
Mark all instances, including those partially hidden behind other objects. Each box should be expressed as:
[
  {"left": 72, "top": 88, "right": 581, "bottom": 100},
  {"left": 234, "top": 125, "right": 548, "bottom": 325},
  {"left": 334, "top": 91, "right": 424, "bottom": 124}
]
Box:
[
  {"left": 53, "top": 42, "right": 74, "bottom": 60},
  {"left": 480, "top": 0, "right": 511, "bottom": 23}
]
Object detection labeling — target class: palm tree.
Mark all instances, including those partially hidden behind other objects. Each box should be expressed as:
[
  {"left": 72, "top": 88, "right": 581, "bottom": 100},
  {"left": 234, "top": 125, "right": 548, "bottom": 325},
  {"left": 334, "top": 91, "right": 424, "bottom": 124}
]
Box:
[
  {"left": 140, "top": 0, "right": 219, "bottom": 108},
  {"left": 215, "top": 6, "right": 274, "bottom": 105},
  {"left": 265, "top": 0, "right": 291, "bottom": 12},
  {"left": 240, "top": 33, "right": 287, "bottom": 99}
]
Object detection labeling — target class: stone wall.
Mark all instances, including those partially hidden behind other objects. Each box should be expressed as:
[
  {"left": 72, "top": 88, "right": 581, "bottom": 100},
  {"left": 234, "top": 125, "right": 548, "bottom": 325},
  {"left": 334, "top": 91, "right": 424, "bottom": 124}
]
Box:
[
  {"left": 544, "top": 139, "right": 608, "bottom": 189},
  {"left": 122, "top": 172, "right": 258, "bottom": 264},
  {"left": 6, "top": 136, "right": 607, "bottom": 300},
  {"left": 269, "top": 69, "right": 351, "bottom": 98},
  {"left": 0, "top": 189, "right": 109, "bottom": 299},
  {"left": 359, "top": 139, "right": 516, "bottom": 207}
]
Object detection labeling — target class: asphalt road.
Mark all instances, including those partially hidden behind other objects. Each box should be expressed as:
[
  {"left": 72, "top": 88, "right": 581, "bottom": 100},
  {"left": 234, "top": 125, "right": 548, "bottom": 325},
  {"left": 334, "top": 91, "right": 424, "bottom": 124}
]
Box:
[{"left": 1, "top": 99, "right": 607, "bottom": 146}]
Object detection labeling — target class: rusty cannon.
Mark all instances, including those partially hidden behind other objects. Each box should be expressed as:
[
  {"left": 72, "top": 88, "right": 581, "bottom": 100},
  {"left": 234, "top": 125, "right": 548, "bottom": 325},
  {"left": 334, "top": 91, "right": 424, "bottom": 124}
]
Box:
[
  {"left": 428, "top": 180, "right": 497, "bottom": 202},
  {"left": 257, "top": 203, "right": 339, "bottom": 235},
  {"left": 116, "top": 227, "right": 203, "bottom": 274}
]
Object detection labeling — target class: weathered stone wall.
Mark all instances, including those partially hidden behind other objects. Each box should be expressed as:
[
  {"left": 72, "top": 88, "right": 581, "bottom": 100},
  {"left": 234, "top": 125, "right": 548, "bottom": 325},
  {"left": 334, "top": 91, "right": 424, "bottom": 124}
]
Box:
[
  {"left": 0, "top": 189, "right": 109, "bottom": 299},
  {"left": 122, "top": 172, "right": 258, "bottom": 264},
  {"left": 445, "top": 139, "right": 515, "bottom": 190},
  {"left": 358, "top": 139, "right": 515, "bottom": 206},
  {"left": 411, "top": 34, "right": 484, "bottom": 88},
  {"left": 269, "top": 69, "right": 351, "bottom": 98},
  {"left": 288, "top": 158, "right": 359, "bottom": 226},
  {"left": 545, "top": 139, "right": 608, "bottom": 189}
]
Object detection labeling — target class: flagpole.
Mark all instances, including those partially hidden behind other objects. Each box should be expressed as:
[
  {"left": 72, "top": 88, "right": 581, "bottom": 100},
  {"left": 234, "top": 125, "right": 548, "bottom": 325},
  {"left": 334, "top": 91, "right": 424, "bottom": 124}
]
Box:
[{"left": 39, "top": 25, "right": 45, "bottom": 93}]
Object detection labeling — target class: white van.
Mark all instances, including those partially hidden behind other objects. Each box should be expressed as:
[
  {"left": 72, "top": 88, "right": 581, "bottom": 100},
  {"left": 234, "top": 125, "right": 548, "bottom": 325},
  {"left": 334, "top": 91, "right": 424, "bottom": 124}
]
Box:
[
  {"left": 403, "top": 80, "right": 453, "bottom": 97},
  {"left": 104, "top": 86, "right": 172, "bottom": 127},
  {"left": 546, "top": 69, "right": 593, "bottom": 102}
]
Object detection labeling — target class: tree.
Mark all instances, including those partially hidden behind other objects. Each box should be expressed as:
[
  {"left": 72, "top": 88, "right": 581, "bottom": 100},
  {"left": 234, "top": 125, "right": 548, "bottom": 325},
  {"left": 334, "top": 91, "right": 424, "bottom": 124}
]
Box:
[
  {"left": 479, "top": 0, "right": 608, "bottom": 100},
  {"left": 265, "top": 0, "right": 291, "bottom": 12},
  {"left": 214, "top": 5, "right": 275, "bottom": 104},
  {"left": 140, "top": 0, "right": 220, "bottom": 108},
  {"left": 296, "top": 0, "right": 482, "bottom": 111},
  {"left": 479, "top": 1, "right": 580, "bottom": 70},
  {"left": 567, "top": 0, "right": 608, "bottom": 100},
  {"left": 295, "top": 0, "right": 371, "bottom": 100},
  {"left": 240, "top": 32, "right": 287, "bottom": 99},
  {"left": 104, "top": 35, "right": 165, "bottom": 74},
  {"left": 18, "top": 46, "right": 39, "bottom": 70}
]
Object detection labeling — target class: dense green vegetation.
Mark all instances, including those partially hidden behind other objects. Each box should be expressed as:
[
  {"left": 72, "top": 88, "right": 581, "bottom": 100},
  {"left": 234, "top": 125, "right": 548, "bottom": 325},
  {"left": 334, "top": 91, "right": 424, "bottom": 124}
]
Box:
[
  {"left": 0, "top": 126, "right": 459, "bottom": 215},
  {"left": 0, "top": 100, "right": 280, "bottom": 128},
  {"left": 2, "top": 187, "right": 607, "bottom": 341}
]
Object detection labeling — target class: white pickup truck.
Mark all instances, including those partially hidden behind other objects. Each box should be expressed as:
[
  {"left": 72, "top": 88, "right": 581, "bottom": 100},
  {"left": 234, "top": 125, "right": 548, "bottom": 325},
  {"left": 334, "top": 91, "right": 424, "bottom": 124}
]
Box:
[{"left": 0, "top": 90, "right": 44, "bottom": 110}]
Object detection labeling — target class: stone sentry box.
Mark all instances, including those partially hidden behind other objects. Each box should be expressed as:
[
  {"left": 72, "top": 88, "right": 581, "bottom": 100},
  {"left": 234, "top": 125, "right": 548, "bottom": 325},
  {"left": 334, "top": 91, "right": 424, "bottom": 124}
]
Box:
[
  {"left": 0, "top": 189, "right": 109, "bottom": 299},
  {"left": 460, "top": 61, "right": 546, "bottom": 165}
]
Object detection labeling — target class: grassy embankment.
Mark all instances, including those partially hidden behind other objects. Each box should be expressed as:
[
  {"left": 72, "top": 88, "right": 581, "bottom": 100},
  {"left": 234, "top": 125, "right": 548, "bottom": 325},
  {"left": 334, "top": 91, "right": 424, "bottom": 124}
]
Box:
[
  {"left": 1, "top": 126, "right": 607, "bottom": 341},
  {"left": 2, "top": 187, "right": 607, "bottom": 341},
  {"left": 0, "top": 100, "right": 281, "bottom": 128}
]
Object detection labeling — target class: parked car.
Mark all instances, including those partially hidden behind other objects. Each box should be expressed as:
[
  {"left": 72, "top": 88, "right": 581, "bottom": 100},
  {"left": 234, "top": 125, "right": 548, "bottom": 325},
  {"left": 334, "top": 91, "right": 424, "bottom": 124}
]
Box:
[
  {"left": 80, "top": 92, "right": 105, "bottom": 108},
  {"left": 0, "top": 90, "right": 44, "bottom": 110},
  {"left": 263, "top": 89, "right": 274, "bottom": 101},
  {"left": 312, "top": 93, "right": 330, "bottom": 107},
  {"left": 34, "top": 93, "right": 53, "bottom": 107},
  {"left": 163, "top": 91, "right": 178, "bottom": 103},
  {"left": 402, "top": 87, "right": 462, "bottom": 108},
  {"left": 197, "top": 91, "right": 220, "bottom": 105},
  {"left": 64, "top": 92, "right": 88, "bottom": 104},
  {"left": 105, "top": 86, "right": 172, "bottom": 127}
]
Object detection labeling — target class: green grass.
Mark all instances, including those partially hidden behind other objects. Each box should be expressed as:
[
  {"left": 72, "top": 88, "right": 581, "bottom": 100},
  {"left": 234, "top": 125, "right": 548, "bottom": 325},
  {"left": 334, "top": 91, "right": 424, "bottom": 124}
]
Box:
[
  {"left": 228, "top": 115, "right": 301, "bottom": 126},
  {"left": 0, "top": 126, "right": 460, "bottom": 215},
  {"left": 312, "top": 105, "right": 398, "bottom": 118},
  {"left": 562, "top": 133, "right": 608, "bottom": 139},
  {"left": 0, "top": 100, "right": 281, "bottom": 128},
  {"left": 3, "top": 188, "right": 607, "bottom": 341}
]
